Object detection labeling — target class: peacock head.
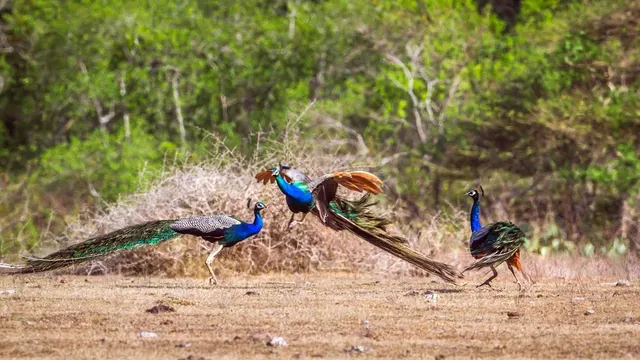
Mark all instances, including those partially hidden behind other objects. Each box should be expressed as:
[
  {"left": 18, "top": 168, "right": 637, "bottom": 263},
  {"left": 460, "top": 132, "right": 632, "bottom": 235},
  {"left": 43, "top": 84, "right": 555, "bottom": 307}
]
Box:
[
  {"left": 464, "top": 185, "right": 484, "bottom": 201},
  {"left": 271, "top": 162, "right": 292, "bottom": 177},
  {"left": 254, "top": 201, "right": 267, "bottom": 212},
  {"left": 271, "top": 162, "right": 283, "bottom": 177}
]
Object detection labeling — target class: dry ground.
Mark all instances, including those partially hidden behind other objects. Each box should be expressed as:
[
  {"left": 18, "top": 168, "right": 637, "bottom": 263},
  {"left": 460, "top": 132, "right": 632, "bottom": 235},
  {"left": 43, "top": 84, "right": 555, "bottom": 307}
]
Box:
[{"left": 0, "top": 272, "right": 638, "bottom": 359}]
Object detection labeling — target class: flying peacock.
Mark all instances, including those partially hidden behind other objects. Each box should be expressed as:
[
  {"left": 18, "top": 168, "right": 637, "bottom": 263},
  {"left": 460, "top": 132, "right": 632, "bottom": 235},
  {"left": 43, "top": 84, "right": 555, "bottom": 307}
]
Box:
[
  {"left": 462, "top": 186, "right": 529, "bottom": 289},
  {"left": 0, "top": 201, "right": 267, "bottom": 285},
  {"left": 255, "top": 164, "right": 462, "bottom": 283}
]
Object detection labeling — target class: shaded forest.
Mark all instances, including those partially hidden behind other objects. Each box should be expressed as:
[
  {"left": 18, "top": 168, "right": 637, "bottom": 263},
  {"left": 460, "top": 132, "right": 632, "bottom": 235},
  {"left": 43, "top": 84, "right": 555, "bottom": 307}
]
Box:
[{"left": 1, "top": 0, "right": 639, "bottom": 258}]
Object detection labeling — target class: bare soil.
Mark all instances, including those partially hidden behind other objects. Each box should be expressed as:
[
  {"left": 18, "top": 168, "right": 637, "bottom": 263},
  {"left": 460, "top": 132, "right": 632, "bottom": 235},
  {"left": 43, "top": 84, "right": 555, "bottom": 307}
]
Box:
[{"left": 0, "top": 273, "right": 638, "bottom": 359}]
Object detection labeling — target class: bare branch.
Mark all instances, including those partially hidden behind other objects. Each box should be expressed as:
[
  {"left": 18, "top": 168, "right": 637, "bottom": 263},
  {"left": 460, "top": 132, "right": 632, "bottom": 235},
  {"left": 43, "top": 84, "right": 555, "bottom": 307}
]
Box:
[
  {"left": 287, "top": 0, "right": 297, "bottom": 39},
  {"left": 319, "top": 115, "right": 369, "bottom": 155},
  {"left": 119, "top": 73, "right": 131, "bottom": 140},
  {"left": 79, "top": 60, "right": 115, "bottom": 132},
  {"left": 386, "top": 53, "right": 427, "bottom": 143},
  {"left": 437, "top": 74, "right": 462, "bottom": 125},
  {"left": 379, "top": 152, "right": 408, "bottom": 166},
  {"left": 169, "top": 68, "right": 186, "bottom": 147}
]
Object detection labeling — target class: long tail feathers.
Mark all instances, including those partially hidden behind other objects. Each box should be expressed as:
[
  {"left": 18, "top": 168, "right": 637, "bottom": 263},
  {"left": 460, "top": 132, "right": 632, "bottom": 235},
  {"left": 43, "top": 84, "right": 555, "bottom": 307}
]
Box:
[
  {"left": 0, "top": 220, "right": 179, "bottom": 274},
  {"left": 329, "top": 194, "right": 406, "bottom": 245},
  {"left": 312, "top": 201, "right": 462, "bottom": 283}
]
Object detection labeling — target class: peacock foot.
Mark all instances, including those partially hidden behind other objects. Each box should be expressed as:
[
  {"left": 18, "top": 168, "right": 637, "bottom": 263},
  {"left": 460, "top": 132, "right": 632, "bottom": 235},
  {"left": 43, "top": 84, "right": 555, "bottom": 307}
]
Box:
[
  {"left": 476, "top": 280, "right": 493, "bottom": 288},
  {"left": 287, "top": 221, "right": 298, "bottom": 230}
]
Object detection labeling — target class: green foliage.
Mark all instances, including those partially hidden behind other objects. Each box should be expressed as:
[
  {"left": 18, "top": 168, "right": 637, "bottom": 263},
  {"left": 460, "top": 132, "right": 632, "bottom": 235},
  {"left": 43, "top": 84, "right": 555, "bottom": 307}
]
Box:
[{"left": 36, "top": 126, "right": 175, "bottom": 202}]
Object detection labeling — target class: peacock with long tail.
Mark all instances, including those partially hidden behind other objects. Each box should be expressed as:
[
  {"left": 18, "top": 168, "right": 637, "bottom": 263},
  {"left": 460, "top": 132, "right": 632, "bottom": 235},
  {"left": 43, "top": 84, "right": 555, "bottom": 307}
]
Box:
[
  {"left": 255, "top": 164, "right": 462, "bottom": 283},
  {"left": 0, "top": 201, "right": 267, "bottom": 285},
  {"left": 462, "top": 186, "right": 529, "bottom": 289}
]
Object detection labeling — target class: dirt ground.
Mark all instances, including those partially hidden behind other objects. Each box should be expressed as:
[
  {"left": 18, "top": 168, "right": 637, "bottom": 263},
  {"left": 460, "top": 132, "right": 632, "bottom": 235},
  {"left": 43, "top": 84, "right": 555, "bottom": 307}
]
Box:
[{"left": 0, "top": 272, "right": 638, "bottom": 359}]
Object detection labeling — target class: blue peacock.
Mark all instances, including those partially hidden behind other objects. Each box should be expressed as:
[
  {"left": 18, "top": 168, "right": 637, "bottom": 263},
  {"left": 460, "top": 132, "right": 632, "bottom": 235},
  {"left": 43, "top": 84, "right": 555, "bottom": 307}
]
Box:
[
  {"left": 462, "top": 186, "right": 529, "bottom": 289},
  {"left": 256, "top": 164, "right": 462, "bottom": 283},
  {"left": 0, "top": 201, "right": 268, "bottom": 285}
]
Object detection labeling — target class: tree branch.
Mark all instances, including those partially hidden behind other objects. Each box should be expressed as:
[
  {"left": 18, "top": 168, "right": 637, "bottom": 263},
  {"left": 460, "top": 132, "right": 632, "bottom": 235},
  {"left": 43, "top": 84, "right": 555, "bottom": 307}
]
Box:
[
  {"left": 119, "top": 73, "right": 131, "bottom": 140},
  {"left": 169, "top": 68, "right": 186, "bottom": 147},
  {"left": 79, "top": 60, "right": 115, "bottom": 132},
  {"left": 386, "top": 53, "right": 427, "bottom": 143}
]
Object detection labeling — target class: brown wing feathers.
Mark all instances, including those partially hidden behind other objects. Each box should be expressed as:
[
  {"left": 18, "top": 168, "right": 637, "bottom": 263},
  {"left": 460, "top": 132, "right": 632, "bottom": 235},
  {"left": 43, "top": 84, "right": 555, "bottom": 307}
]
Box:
[
  {"left": 309, "top": 171, "right": 383, "bottom": 195},
  {"left": 331, "top": 171, "right": 383, "bottom": 194}
]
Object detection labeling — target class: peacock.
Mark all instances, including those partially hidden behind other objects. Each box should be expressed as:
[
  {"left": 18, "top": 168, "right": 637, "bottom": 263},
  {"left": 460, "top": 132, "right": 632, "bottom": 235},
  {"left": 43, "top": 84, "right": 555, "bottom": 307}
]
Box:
[
  {"left": 256, "top": 164, "right": 462, "bottom": 283},
  {"left": 462, "top": 186, "right": 528, "bottom": 289},
  {"left": 256, "top": 164, "right": 384, "bottom": 229},
  {"left": 0, "top": 201, "right": 267, "bottom": 285}
]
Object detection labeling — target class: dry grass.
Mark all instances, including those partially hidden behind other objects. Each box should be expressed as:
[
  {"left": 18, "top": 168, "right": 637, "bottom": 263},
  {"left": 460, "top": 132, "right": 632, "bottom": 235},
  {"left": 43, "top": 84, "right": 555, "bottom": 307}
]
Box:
[{"left": 1, "top": 273, "right": 638, "bottom": 359}]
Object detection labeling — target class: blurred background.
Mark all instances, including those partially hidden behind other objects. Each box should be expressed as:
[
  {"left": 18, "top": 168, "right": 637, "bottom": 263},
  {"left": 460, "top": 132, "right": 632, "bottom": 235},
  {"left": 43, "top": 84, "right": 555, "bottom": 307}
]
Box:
[{"left": 0, "top": 0, "right": 638, "bottom": 271}]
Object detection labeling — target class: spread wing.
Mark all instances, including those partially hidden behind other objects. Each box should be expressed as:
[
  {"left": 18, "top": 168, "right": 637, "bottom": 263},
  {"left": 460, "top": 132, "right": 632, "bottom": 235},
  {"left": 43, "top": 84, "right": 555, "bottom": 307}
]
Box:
[{"left": 308, "top": 171, "right": 383, "bottom": 223}]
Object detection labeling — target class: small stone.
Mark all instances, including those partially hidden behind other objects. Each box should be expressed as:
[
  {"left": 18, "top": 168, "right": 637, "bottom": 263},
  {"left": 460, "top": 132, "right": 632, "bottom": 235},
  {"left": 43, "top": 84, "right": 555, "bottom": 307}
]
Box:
[
  {"left": 0, "top": 289, "right": 16, "bottom": 295},
  {"left": 403, "top": 290, "right": 420, "bottom": 296},
  {"left": 572, "top": 297, "right": 585, "bottom": 302},
  {"left": 584, "top": 308, "right": 595, "bottom": 315},
  {"left": 423, "top": 291, "right": 438, "bottom": 304},
  {"left": 506, "top": 311, "right": 521, "bottom": 319},
  {"left": 175, "top": 342, "right": 192, "bottom": 348},
  {"left": 615, "top": 280, "right": 631, "bottom": 287},
  {"left": 138, "top": 331, "right": 158, "bottom": 338},
  {"left": 160, "top": 320, "right": 173, "bottom": 325},
  {"left": 344, "top": 345, "right": 369, "bottom": 353},
  {"left": 245, "top": 291, "right": 259, "bottom": 296},
  {"left": 266, "top": 336, "right": 288, "bottom": 347},
  {"left": 146, "top": 304, "right": 175, "bottom": 314},
  {"left": 178, "top": 356, "right": 206, "bottom": 360}
]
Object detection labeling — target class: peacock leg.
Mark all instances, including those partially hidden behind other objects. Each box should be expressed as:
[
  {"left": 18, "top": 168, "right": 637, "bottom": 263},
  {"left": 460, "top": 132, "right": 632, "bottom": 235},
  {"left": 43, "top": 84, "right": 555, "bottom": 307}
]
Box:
[
  {"left": 287, "top": 213, "right": 296, "bottom": 230},
  {"left": 477, "top": 265, "right": 498, "bottom": 288},
  {"left": 507, "top": 264, "right": 523, "bottom": 290},
  {"left": 205, "top": 243, "right": 225, "bottom": 285},
  {"left": 287, "top": 212, "right": 308, "bottom": 230}
]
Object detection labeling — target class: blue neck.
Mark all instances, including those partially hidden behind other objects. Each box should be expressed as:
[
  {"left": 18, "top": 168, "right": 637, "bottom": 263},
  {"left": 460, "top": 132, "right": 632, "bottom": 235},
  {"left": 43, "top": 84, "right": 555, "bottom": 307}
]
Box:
[
  {"left": 249, "top": 210, "right": 264, "bottom": 234},
  {"left": 222, "top": 210, "right": 263, "bottom": 245},
  {"left": 275, "top": 174, "right": 314, "bottom": 205},
  {"left": 470, "top": 200, "right": 482, "bottom": 232}
]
